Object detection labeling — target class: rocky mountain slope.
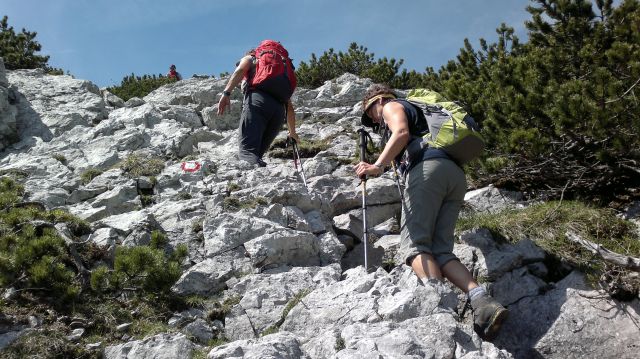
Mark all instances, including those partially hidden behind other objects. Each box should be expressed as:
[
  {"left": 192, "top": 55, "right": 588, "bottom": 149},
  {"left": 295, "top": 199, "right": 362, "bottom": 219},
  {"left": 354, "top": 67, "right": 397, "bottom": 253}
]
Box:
[{"left": 1, "top": 57, "right": 639, "bottom": 359}]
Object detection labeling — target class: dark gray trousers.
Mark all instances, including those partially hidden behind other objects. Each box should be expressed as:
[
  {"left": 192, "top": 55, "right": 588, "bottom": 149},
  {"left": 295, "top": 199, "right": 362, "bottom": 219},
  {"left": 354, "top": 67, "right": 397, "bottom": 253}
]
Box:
[{"left": 238, "top": 90, "right": 285, "bottom": 165}]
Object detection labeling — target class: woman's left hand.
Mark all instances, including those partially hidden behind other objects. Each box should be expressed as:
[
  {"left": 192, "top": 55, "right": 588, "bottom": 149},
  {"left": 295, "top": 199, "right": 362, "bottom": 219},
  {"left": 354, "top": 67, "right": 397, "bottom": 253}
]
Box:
[{"left": 354, "top": 161, "right": 383, "bottom": 178}]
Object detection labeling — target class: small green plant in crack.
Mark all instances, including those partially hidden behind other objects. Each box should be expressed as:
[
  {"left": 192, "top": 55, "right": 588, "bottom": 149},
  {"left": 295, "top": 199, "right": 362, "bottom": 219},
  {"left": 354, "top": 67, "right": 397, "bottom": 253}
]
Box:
[
  {"left": 192, "top": 219, "right": 204, "bottom": 233},
  {"left": 51, "top": 153, "right": 67, "bottom": 163},
  {"left": 0, "top": 169, "right": 29, "bottom": 180},
  {"left": 335, "top": 336, "right": 346, "bottom": 351},
  {"left": 140, "top": 194, "right": 155, "bottom": 207},
  {"left": 267, "top": 137, "right": 330, "bottom": 159},
  {"left": 227, "top": 181, "right": 241, "bottom": 193},
  {"left": 192, "top": 347, "right": 211, "bottom": 359},
  {"left": 261, "top": 289, "right": 310, "bottom": 336},
  {"left": 222, "top": 196, "right": 241, "bottom": 211},
  {"left": 261, "top": 326, "right": 279, "bottom": 336},
  {"left": 223, "top": 196, "right": 268, "bottom": 211},
  {"left": 80, "top": 168, "right": 103, "bottom": 185},
  {"left": 282, "top": 289, "right": 309, "bottom": 318},
  {"left": 3, "top": 324, "right": 95, "bottom": 359},
  {"left": 208, "top": 296, "right": 241, "bottom": 322},
  {"left": 177, "top": 192, "right": 192, "bottom": 200},
  {"left": 381, "top": 258, "right": 397, "bottom": 272},
  {"left": 120, "top": 153, "right": 165, "bottom": 177},
  {"left": 204, "top": 162, "right": 218, "bottom": 176},
  {"left": 207, "top": 337, "right": 229, "bottom": 348},
  {"left": 327, "top": 156, "right": 354, "bottom": 166},
  {"left": 184, "top": 295, "right": 207, "bottom": 308}
]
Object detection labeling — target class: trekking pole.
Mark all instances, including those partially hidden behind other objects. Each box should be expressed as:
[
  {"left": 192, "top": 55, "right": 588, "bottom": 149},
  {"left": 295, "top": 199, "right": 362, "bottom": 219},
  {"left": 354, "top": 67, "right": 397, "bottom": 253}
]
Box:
[
  {"left": 357, "top": 128, "right": 370, "bottom": 272},
  {"left": 391, "top": 162, "right": 409, "bottom": 215},
  {"left": 289, "top": 137, "right": 309, "bottom": 193}
]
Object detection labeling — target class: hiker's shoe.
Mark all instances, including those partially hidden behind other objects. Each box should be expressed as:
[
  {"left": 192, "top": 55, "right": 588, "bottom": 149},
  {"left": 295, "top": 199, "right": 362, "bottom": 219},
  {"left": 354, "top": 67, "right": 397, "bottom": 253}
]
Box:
[{"left": 471, "top": 294, "right": 509, "bottom": 341}]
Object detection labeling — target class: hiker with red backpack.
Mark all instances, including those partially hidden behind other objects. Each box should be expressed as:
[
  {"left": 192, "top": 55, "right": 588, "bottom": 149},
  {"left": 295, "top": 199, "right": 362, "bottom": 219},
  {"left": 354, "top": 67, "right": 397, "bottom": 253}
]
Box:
[
  {"left": 355, "top": 84, "right": 508, "bottom": 341},
  {"left": 217, "top": 40, "right": 298, "bottom": 167},
  {"left": 167, "top": 64, "right": 182, "bottom": 81}
]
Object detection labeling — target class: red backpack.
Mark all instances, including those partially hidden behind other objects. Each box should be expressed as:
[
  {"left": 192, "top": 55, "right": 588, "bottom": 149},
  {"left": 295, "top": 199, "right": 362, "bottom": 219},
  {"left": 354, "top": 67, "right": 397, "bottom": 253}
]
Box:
[{"left": 249, "top": 40, "right": 297, "bottom": 103}]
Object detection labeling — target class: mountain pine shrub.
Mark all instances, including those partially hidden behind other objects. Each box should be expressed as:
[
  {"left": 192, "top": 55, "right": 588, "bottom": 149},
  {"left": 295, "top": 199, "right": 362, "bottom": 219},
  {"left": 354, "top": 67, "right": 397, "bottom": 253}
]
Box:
[
  {"left": 427, "top": 0, "right": 640, "bottom": 202},
  {"left": 90, "top": 231, "right": 187, "bottom": 296},
  {"left": 107, "top": 73, "right": 177, "bottom": 101},
  {"left": 0, "top": 15, "right": 61, "bottom": 73},
  {"left": 0, "top": 177, "right": 89, "bottom": 303},
  {"left": 295, "top": 42, "right": 426, "bottom": 89}
]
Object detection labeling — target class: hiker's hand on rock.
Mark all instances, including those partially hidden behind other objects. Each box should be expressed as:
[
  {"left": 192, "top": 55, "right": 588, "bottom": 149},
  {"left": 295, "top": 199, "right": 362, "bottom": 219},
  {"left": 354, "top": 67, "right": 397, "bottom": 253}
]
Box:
[
  {"left": 354, "top": 161, "right": 382, "bottom": 178},
  {"left": 217, "top": 95, "right": 230, "bottom": 115}
]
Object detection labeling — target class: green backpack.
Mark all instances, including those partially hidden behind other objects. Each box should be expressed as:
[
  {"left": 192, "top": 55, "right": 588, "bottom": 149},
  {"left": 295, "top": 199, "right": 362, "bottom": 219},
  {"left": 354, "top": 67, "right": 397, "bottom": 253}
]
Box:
[{"left": 406, "top": 88, "right": 485, "bottom": 165}]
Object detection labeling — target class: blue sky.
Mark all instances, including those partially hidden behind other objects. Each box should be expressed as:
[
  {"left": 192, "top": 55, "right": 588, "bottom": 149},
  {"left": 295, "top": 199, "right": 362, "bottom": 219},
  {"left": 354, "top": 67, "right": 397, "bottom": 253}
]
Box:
[{"left": 2, "top": 0, "right": 532, "bottom": 87}]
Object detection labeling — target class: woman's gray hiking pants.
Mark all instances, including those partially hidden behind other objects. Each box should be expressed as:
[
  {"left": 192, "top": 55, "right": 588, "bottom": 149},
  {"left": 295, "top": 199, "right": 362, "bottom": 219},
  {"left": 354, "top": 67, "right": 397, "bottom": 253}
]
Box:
[
  {"left": 398, "top": 157, "right": 467, "bottom": 268},
  {"left": 238, "top": 90, "right": 286, "bottom": 165}
]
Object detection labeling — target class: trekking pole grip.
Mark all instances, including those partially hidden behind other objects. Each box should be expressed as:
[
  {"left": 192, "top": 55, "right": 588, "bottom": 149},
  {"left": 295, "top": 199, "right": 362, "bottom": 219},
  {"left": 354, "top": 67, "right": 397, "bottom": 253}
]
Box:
[{"left": 357, "top": 128, "right": 369, "bottom": 180}]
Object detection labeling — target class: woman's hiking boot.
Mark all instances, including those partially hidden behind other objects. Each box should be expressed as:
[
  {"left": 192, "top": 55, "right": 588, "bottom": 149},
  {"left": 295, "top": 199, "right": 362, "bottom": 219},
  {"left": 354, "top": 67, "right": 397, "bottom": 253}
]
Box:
[{"left": 470, "top": 294, "right": 509, "bottom": 341}]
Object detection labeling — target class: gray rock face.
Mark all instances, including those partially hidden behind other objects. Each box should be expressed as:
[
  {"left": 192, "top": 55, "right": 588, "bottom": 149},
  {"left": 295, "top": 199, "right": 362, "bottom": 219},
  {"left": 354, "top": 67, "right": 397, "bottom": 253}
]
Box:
[
  {"left": 143, "top": 77, "right": 227, "bottom": 110},
  {"left": 455, "top": 228, "right": 529, "bottom": 281},
  {"left": 182, "top": 318, "right": 215, "bottom": 344},
  {"left": 202, "top": 102, "right": 242, "bottom": 131},
  {"left": 0, "top": 71, "right": 635, "bottom": 359},
  {"left": 96, "top": 210, "right": 161, "bottom": 246},
  {"left": 330, "top": 176, "right": 401, "bottom": 216},
  {"left": 280, "top": 267, "right": 456, "bottom": 339},
  {"left": 102, "top": 89, "right": 124, "bottom": 108},
  {"left": 335, "top": 316, "right": 457, "bottom": 359},
  {"left": 208, "top": 332, "right": 308, "bottom": 359},
  {"left": 171, "top": 249, "right": 253, "bottom": 296},
  {"left": 104, "top": 333, "right": 195, "bottom": 359},
  {"left": 244, "top": 229, "right": 321, "bottom": 269},
  {"left": 225, "top": 265, "right": 340, "bottom": 340},
  {"left": 7, "top": 69, "right": 106, "bottom": 140},
  {"left": 463, "top": 185, "right": 525, "bottom": 215},
  {"left": 124, "top": 97, "right": 145, "bottom": 107},
  {"left": 494, "top": 271, "right": 640, "bottom": 359}
]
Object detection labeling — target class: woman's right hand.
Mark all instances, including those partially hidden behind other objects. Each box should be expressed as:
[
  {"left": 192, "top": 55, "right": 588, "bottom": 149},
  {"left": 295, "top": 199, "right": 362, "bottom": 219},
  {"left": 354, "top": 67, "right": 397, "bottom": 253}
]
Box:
[{"left": 217, "top": 94, "right": 230, "bottom": 115}]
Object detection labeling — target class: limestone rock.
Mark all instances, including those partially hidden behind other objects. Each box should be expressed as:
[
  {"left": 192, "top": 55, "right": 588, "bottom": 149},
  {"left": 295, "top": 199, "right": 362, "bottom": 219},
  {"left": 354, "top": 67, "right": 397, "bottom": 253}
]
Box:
[
  {"left": 104, "top": 333, "right": 195, "bottom": 359},
  {"left": 7, "top": 69, "right": 106, "bottom": 140},
  {"left": 208, "top": 332, "right": 308, "bottom": 359},
  {"left": 494, "top": 271, "right": 640, "bottom": 359},
  {"left": 171, "top": 249, "right": 253, "bottom": 296}
]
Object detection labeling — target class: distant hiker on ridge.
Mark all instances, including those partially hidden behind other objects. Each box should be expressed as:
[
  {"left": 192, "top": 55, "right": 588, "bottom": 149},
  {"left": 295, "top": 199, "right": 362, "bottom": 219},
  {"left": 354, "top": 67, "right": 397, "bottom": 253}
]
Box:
[
  {"left": 217, "top": 40, "right": 299, "bottom": 167},
  {"left": 167, "top": 64, "right": 182, "bottom": 81},
  {"left": 355, "top": 83, "right": 509, "bottom": 341}
]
